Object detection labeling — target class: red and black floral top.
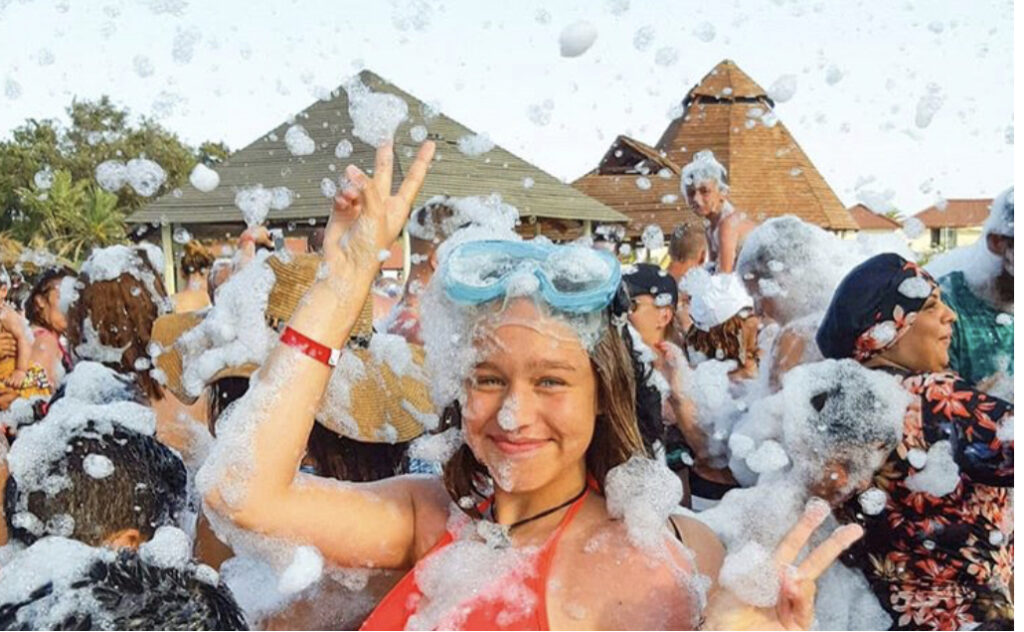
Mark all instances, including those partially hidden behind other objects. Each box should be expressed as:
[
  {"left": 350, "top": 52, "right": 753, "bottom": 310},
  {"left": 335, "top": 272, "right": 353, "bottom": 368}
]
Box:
[{"left": 837, "top": 370, "right": 1013, "bottom": 631}]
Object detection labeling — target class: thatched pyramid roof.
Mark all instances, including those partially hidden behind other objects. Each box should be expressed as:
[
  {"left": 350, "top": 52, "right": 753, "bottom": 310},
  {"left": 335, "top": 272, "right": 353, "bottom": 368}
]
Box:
[
  {"left": 574, "top": 59, "right": 856, "bottom": 236},
  {"left": 129, "top": 70, "right": 626, "bottom": 239}
]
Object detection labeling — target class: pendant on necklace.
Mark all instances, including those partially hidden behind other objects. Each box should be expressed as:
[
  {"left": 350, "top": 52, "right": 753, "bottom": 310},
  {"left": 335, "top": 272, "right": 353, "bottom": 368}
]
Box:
[{"left": 476, "top": 519, "right": 512, "bottom": 549}]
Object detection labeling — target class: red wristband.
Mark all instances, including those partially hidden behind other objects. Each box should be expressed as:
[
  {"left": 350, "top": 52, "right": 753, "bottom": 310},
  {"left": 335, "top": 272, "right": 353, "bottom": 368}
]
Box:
[{"left": 280, "top": 326, "right": 341, "bottom": 367}]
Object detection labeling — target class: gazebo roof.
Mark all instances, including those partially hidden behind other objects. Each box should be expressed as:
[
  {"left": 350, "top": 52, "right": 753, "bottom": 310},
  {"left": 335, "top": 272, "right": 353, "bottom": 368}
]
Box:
[
  {"left": 574, "top": 59, "right": 857, "bottom": 236},
  {"left": 129, "top": 70, "right": 626, "bottom": 233}
]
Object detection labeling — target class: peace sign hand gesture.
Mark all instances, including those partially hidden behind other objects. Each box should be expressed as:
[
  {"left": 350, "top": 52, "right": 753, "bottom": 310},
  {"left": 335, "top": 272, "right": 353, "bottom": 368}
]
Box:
[
  {"left": 323, "top": 140, "right": 436, "bottom": 285},
  {"left": 703, "top": 498, "right": 864, "bottom": 630}
]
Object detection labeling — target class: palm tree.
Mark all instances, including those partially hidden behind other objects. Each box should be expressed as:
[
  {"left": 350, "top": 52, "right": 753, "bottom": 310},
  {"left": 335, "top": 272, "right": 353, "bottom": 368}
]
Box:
[{"left": 15, "top": 170, "right": 126, "bottom": 263}]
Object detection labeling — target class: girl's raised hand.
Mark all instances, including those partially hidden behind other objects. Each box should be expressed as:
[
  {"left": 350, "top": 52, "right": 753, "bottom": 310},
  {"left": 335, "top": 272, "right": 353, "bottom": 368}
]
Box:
[{"left": 322, "top": 141, "right": 436, "bottom": 282}]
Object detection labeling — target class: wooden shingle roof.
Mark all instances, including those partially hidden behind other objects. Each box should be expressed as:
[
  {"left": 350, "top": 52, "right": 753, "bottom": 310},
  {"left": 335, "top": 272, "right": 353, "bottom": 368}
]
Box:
[
  {"left": 848, "top": 204, "right": 903, "bottom": 230},
  {"left": 129, "top": 70, "right": 626, "bottom": 232},
  {"left": 914, "top": 199, "right": 992, "bottom": 228},
  {"left": 575, "top": 59, "right": 857, "bottom": 235}
]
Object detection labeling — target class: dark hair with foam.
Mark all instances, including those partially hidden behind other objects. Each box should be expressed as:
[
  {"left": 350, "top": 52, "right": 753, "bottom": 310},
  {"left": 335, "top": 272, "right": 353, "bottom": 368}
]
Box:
[
  {"left": 4, "top": 422, "right": 188, "bottom": 547},
  {"left": 0, "top": 548, "right": 247, "bottom": 631}
]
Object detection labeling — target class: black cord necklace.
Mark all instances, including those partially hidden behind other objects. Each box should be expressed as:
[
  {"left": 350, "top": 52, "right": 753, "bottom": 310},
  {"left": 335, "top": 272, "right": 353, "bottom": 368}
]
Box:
[{"left": 491, "top": 484, "right": 589, "bottom": 531}]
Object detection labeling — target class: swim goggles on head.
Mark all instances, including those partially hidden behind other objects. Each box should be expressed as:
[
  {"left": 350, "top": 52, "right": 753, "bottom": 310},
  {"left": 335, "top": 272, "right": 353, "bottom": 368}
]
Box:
[{"left": 442, "top": 240, "right": 622, "bottom": 314}]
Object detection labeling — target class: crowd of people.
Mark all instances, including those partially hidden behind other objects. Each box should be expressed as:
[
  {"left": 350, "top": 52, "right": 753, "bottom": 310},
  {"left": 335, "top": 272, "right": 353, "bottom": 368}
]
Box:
[{"left": 0, "top": 141, "right": 1012, "bottom": 631}]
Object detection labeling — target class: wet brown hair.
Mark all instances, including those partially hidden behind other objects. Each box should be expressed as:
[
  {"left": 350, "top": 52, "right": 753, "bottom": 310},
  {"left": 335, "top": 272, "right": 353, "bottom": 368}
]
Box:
[
  {"left": 24, "top": 267, "right": 75, "bottom": 332},
  {"left": 180, "top": 240, "right": 215, "bottom": 276},
  {"left": 65, "top": 250, "right": 168, "bottom": 402},
  {"left": 685, "top": 313, "right": 760, "bottom": 365},
  {"left": 439, "top": 321, "right": 648, "bottom": 517},
  {"left": 668, "top": 223, "right": 707, "bottom": 263}
]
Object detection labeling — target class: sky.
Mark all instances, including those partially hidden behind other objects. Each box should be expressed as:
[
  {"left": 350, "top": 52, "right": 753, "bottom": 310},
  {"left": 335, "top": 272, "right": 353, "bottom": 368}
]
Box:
[{"left": 0, "top": 0, "right": 1014, "bottom": 217}]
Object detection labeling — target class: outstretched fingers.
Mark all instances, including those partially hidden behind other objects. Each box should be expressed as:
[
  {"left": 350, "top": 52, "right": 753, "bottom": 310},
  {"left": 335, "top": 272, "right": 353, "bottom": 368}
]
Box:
[
  {"left": 796, "top": 523, "right": 863, "bottom": 581},
  {"left": 396, "top": 141, "right": 436, "bottom": 208},
  {"left": 374, "top": 142, "right": 395, "bottom": 198},
  {"left": 774, "top": 497, "right": 830, "bottom": 565}
]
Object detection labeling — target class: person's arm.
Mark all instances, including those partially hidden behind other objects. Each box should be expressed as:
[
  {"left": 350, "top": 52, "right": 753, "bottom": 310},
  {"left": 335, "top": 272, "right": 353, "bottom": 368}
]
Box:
[
  {"left": 716, "top": 215, "right": 740, "bottom": 274},
  {"left": 202, "top": 142, "right": 445, "bottom": 570},
  {"left": 661, "top": 344, "right": 712, "bottom": 461},
  {"left": 0, "top": 310, "right": 30, "bottom": 386},
  {"left": 769, "top": 328, "right": 807, "bottom": 391},
  {"left": 28, "top": 333, "right": 60, "bottom": 389}
]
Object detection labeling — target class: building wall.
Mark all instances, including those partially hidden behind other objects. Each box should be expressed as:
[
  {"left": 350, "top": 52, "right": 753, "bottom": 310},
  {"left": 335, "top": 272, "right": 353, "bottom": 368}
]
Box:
[{"left": 909, "top": 226, "right": 982, "bottom": 255}]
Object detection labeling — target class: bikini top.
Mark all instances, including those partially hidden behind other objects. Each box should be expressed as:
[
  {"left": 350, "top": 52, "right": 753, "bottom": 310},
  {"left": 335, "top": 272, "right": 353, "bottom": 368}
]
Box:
[{"left": 360, "top": 487, "right": 592, "bottom": 631}]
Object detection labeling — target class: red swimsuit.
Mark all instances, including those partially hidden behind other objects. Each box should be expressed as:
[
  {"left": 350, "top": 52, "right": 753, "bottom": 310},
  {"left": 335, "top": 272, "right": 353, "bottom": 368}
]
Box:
[{"left": 361, "top": 489, "right": 591, "bottom": 631}]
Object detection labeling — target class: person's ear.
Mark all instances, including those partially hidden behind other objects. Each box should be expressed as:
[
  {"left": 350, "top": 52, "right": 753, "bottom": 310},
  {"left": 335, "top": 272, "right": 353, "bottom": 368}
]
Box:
[
  {"left": 104, "top": 528, "right": 142, "bottom": 550},
  {"left": 987, "top": 233, "right": 1007, "bottom": 256}
]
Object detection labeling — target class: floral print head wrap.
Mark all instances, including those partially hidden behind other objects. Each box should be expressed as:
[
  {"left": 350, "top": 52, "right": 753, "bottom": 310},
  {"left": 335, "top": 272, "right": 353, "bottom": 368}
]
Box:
[{"left": 816, "top": 253, "right": 938, "bottom": 361}]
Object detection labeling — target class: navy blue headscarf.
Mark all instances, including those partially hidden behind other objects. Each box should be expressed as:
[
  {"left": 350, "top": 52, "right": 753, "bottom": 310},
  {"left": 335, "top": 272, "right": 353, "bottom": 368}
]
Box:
[{"left": 816, "top": 253, "right": 937, "bottom": 361}]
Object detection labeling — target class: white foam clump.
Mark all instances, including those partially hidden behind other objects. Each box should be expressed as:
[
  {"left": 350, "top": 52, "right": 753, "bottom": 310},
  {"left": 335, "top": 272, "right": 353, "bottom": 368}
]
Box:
[
  {"left": 905, "top": 440, "right": 960, "bottom": 497},
  {"left": 61, "top": 361, "right": 134, "bottom": 403},
  {"left": 33, "top": 166, "right": 54, "bottom": 190},
  {"left": 767, "top": 74, "right": 798, "bottom": 103},
  {"left": 605, "top": 456, "right": 682, "bottom": 549},
  {"left": 813, "top": 561, "right": 892, "bottom": 630},
  {"left": 558, "top": 21, "right": 598, "bottom": 57},
  {"left": 7, "top": 397, "right": 155, "bottom": 523},
  {"left": 408, "top": 427, "right": 464, "bottom": 466},
  {"left": 95, "top": 160, "right": 128, "bottom": 192},
  {"left": 334, "top": 139, "right": 354, "bottom": 159},
  {"left": 915, "top": 83, "right": 945, "bottom": 129},
  {"left": 125, "top": 158, "right": 167, "bottom": 197},
  {"left": 278, "top": 545, "right": 324, "bottom": 594},
  {"left": 406, "top": 512, "right": 538, "bottom": 630},
  {"left": 898, "top": 276, "right": 932, "bottom": 299},
  {"left": 633, "top": 25, "right": 655, "bottom": 51},
  {"left": 718, "top": 540, "right": 779, "bottom": 608},
  {"left": 736, "top": 216, "right": 869, "bottom": 325},
  {"left": 173, "top": 250, "right": 277, "bottom": 399},
  {"left": 456, "top": 132, "right": 494, "bottom": 156},
  {"left": 233, "top": 184, "right": 292, "bottom": 227},
  {"left": 641, "top": 224, "right": 664, "bottom": 251},
  {"left": 680, "top": 149, "right": 727, "bottom": 190},
  {"left": 496, "top": 395, "right": 519, "bottom": 431},
  {"left": 82, "top": 454, "right": 114, "bottom": 479},
  {"left": 284, "top": 124, "right": 316, "bottom": 156},
  {"left": 744, "top": 439, "right": 789, "bottom": 474},
  {"left": 139, "top": 525, "right": 192, "bottom": 569},
  {"left": 780, "top": 360, "right": 910, "bottom": 489},
  {"left": 857, "top": 487, "right": 887, "bottom": 516},
  {"left": 901, "top": 217, "right": 925, "bottom": 239},
  {"left": 0, "top": 537, "right": 114, "bottom": 629},
  {"left": 692, "top": 21, "right": 715, "bottom": 42},
  {"left": 344, "top": 76, "right": 409, "bottom": 148},
  {"left": 189, "top": 163, "right": 220, "bottom": 192},
  {"left": 996, "top": 415, "right": 1013, "bottom": 441}
]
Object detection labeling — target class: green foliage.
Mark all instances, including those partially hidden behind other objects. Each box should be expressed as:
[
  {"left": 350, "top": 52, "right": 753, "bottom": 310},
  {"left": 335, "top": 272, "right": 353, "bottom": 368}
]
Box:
[
  {"left": 12, "top": 170, "right": 126, "bottom": 262},
  {"left": 0, "top": 96, "right": 228, "bottom": 261}
]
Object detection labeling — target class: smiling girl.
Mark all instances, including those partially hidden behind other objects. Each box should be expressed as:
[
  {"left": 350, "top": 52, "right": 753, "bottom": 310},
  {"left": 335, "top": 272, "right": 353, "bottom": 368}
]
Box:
[{"left": 202, "top": 141, "right": 861, "bottom": 630}]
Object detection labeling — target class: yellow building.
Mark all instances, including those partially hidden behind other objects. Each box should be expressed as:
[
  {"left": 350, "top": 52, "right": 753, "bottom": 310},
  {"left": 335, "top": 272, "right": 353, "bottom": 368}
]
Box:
[{"left": 909, "top": 199, "right": 991, "bottom": 255}]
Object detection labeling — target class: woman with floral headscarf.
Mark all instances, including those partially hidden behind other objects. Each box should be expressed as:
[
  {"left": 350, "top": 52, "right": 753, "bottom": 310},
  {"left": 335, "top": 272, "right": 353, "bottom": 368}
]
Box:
[{"left": 816, "top": 253, "right": 1013, "bottom": 631}]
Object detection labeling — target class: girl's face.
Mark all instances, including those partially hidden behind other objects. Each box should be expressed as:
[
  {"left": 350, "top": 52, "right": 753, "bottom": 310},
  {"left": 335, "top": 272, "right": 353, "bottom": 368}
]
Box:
[
  {"left": 462, "top": 299, "right": 598, "bottom": 494},
  {"left": 42, "top": 281, "right": 68, "bottom": 333},
  {"left": 0, "top": 284, "right": 8, "bottom": 302}
]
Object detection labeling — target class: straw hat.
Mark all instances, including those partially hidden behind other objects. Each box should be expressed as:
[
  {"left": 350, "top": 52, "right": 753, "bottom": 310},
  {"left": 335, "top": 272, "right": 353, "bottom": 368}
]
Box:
[
  {"left": 150, "top": 310, "right": 258, "bottom": 404},
  {"left": 151, "top": 253, "right": 432, "bottom": 443}
]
